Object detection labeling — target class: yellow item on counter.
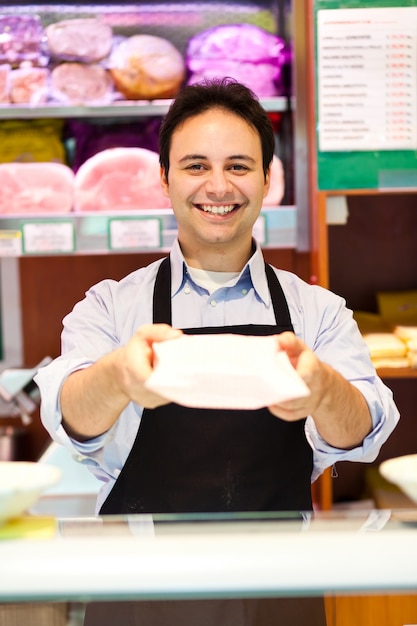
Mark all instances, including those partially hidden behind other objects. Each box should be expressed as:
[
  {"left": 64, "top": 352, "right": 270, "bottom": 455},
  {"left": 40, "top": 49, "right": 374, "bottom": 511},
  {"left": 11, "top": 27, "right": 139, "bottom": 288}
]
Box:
[{"left": 0, "top": 516, "right": 57, "bottom": 540}]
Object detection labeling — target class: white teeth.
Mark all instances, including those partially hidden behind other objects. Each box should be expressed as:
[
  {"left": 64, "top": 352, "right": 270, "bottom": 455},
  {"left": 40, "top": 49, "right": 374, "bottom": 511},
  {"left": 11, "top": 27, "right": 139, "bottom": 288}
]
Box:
[{"left": 200, "top": 204, "right": 235, "bottom": 215}]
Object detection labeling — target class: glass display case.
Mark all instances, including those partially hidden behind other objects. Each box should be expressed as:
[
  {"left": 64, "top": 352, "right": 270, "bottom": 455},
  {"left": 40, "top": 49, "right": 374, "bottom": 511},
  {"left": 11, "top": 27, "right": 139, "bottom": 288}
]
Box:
[{"left": 0, "top": 508, "right": 416, "bottom": 624}]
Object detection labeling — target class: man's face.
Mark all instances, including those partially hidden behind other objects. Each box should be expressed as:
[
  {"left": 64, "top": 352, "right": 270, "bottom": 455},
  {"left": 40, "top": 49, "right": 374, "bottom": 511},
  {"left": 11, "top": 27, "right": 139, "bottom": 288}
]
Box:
[{"left": 160, "top": 108, "right": 270, "bottom": 267}]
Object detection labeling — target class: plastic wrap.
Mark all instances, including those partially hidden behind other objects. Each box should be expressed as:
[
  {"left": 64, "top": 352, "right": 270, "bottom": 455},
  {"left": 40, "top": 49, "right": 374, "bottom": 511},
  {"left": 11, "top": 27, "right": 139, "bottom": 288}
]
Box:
[
  {"left": 9, "top": 66, "right": 49, "bottom": 105},
  {"left": 0, "top": 14, "right": 46, "bottom": 67},
  {"left": 50, "top": 63, "right": 113, "bottom": 105},
  {"left": 109, "top": 35, "right": 185, "bottom": 100},
  {"left": 186, "top": 24, "right": 287, "bottom": 97},
  {"left": 46, "top": 19, "right": 113, "bottom": 63},
  {"left": 0, "top": 119, "right": 65, "bottom": 164}
]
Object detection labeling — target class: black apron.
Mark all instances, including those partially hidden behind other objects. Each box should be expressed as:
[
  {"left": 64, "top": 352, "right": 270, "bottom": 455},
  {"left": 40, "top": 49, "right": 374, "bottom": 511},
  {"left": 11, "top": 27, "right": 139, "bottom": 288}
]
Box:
[
  {"left": 85, "top": 256, "right": 326, "bottom": 625},
  {"left": 100, "top": 257, "right": 313, "bottom": 515}
]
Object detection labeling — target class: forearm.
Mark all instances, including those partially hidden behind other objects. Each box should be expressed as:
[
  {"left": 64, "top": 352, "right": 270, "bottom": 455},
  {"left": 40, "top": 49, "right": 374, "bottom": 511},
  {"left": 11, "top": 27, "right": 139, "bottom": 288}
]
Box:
[
  {"left": 311, "top": 362, "right": 373, "bottom": 449},
  {"left": 60, "top": 324, "right": 182, "bottom": 442},
  {"left": 269, "top": 332, "right": 373, "bottom": 450},
  {"left": 60, "top": 351, "right": 130, "bottom": 441}
]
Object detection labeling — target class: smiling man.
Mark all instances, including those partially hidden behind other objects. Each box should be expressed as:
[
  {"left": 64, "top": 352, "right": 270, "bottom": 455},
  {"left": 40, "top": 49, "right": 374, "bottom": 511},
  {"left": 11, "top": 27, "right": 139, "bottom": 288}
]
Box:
[{"left": 36, "top": 78, "right": 399, "bottom": 626}]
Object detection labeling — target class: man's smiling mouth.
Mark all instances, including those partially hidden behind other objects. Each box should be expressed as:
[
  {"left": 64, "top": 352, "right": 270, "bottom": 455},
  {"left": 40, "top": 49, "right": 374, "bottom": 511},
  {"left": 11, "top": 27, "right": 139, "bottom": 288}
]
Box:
[{"left": 196, "top": 204, "right": 239, "bottom": 215}]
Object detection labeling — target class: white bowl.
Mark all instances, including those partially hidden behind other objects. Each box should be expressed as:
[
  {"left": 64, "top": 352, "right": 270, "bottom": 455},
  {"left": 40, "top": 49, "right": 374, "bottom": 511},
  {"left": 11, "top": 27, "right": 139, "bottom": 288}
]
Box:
[
  {"left": 379, "top": 454, "right": 417, "bottom": 504},
  {"left": 0, "top": 461, "right": 62, "bottom": 524}
]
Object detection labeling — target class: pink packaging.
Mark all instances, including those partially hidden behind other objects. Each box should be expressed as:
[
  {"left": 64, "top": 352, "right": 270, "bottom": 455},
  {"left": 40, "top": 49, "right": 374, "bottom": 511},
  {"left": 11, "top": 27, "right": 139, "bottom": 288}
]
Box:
[
  {"left": 186, "top": 24, "right": 287, "bottom": 97},
  {"left": 0, "top": 14, "right": 46, "bottom": 67}
]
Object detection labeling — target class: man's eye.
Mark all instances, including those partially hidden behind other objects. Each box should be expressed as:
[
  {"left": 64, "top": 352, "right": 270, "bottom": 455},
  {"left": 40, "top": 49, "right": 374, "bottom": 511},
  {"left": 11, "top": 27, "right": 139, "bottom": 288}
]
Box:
[
  {"left": 230, "top": 164, "right": 248, "bottom": 172},
  {"left": 187, "top": 163, "right": 205, "bottom": 171}
]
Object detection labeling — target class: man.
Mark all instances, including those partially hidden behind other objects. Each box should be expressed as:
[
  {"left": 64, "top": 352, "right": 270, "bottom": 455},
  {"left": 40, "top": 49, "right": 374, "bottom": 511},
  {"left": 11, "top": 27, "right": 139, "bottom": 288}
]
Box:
[{"left": 36, "top": 78, "right": 399, "bottom": 625}]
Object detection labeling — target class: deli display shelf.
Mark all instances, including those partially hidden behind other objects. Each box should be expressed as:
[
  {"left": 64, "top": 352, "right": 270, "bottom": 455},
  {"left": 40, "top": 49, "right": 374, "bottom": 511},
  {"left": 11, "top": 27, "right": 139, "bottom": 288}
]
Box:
[
  {"left": 0, "top": 206, "right": 296, "bottom": 256},
  {"left": 0, "top": 97, "right": 290, "bottom": 120}
]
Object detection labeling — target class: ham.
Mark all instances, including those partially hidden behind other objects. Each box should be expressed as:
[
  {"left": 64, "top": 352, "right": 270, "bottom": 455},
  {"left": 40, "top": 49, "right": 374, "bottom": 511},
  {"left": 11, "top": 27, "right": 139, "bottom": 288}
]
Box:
[
  {"left": 73, "top": 147, "right": 171, "bottom": 212},
  {"left": 263, "top": 155, "right": 285, "bottom": 206},
  {"left": 50, "top": 62, "right": 113, "bottom": 104},
  {"left": 10, "top": 66, "right": 49, "bottom": 105},
  {"left": 46, "top": 19, "right": 113, "bottom": 63},
  {"left": 0, "top": 162, "right": 74, "bottom": 214},
  {"left": 0, "top": 64, "right": 10, "bottom": 103},
  {"left": 109, "top": 35, "right": 185, "bottom": 100}
]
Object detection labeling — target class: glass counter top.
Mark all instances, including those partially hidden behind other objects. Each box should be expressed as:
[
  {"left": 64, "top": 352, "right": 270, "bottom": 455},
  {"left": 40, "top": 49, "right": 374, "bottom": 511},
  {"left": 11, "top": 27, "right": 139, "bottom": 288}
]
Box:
[{"left": 0, "top": 508, "right": 417, "bottom": 603}]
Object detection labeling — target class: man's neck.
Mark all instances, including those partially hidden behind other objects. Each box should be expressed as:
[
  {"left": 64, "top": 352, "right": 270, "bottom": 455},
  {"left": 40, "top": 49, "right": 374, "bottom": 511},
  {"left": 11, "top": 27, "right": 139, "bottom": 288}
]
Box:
[{"left": 179, "top": 240, "right": 254, "bottom": 272}]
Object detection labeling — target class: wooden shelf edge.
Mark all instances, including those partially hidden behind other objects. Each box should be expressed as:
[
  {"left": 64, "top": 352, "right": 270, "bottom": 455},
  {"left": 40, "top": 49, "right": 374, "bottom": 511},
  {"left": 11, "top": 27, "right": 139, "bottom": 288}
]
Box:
[
  {"left": 377, "top": 367, "right": 417, "bottom": 379},
  {"left": 319, "top": 188, "right": 417, "bottom": 196}
]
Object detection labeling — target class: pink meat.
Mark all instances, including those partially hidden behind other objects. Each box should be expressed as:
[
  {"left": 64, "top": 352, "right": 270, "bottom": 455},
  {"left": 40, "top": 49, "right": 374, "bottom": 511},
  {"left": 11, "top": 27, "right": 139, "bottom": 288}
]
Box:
[
  {"left": 0, "top": 162, "right": 74, "bottom": 214},
  {"left": 74, "top": 147, "right": 171, "bottom": 212},
  {"left": 10, "top": 67, "right": 49, "bottom": 105},
  {"left": 0, "top": 64, "right": 10, "bottom": 103},
  {"left": 263, "top": 155, "right": 285, "bottom": 206}
]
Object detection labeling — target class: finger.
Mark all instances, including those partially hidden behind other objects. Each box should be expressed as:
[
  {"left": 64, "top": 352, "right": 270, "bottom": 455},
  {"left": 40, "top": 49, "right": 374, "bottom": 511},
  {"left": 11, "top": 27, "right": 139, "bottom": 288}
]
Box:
[{"left": 137, "top": 324, "right": 182, "bottom": 343}]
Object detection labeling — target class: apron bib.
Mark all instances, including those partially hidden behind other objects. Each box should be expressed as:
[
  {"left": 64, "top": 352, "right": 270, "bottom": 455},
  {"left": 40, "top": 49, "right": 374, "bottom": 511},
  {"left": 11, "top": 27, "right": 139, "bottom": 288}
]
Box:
[{"left": 100, "top": 257, "right": 313, "bottom": 515}]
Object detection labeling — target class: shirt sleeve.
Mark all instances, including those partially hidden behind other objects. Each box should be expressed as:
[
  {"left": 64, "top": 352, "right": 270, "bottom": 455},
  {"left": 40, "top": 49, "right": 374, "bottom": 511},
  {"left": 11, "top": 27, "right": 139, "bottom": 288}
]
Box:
[{"left": 283, "top": 275, "right": 400, "bottom": 481}]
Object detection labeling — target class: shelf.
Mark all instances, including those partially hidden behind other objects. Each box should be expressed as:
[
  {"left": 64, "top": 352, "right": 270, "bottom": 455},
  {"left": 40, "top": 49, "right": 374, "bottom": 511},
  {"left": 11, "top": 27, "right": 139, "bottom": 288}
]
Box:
[
  {"left": 0, "top": 206, "right": 297, "bottom": 257},
  {"left": 377, "top": 367, "right": 417, "bottom": 379},
  {"left": 320, "top": 189, "right": 417, "bottom": 197},
  {"left": 0, "top": 97, "right": 290, "bottom": 120}
]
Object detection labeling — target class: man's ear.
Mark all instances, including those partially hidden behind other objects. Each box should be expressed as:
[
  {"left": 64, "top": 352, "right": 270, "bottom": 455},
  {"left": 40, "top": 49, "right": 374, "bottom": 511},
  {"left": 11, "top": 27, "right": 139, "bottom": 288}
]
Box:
[{"left": 160, "top": 166, "right": 170, "bottom": 198}]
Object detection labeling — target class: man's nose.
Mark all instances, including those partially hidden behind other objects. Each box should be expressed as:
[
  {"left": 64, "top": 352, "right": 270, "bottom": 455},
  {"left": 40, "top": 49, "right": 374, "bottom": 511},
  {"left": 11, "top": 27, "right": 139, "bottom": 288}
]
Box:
[{"left": 205, "top": 169, "right": 232, "bottom": 196}]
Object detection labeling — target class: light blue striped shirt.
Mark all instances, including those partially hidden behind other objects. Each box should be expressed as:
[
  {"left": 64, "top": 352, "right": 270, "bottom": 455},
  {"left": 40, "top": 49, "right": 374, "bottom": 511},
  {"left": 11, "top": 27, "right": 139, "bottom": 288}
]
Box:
[{"left": 36, "top": 239, "right": 400, "bottom": 511}]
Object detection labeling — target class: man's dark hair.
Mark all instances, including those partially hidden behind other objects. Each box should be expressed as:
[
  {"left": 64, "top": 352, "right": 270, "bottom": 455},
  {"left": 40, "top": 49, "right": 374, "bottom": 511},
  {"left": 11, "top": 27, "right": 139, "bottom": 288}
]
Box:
[{"left": 159, "top": 77, "right": 275, "bottom": 180}]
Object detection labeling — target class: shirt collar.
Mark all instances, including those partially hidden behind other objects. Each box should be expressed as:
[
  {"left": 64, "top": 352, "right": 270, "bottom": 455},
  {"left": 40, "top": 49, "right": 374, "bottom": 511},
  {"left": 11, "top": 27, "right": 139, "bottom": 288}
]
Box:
[{"left": 169, "top": 238, "right": 271, "bottom": 305}]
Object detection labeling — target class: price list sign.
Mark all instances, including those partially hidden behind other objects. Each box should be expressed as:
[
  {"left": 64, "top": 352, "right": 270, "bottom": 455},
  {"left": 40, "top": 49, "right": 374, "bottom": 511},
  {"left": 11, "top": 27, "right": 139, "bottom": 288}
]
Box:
[{"left": 317, "top": 7, "right": 417, "bottom": 152}]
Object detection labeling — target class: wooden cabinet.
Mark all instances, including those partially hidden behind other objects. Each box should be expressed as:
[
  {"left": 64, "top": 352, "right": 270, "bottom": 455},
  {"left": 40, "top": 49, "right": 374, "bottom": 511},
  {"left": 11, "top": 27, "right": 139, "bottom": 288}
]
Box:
[{"left": 303, "top": 0, "right": 417, "bottom": 505}]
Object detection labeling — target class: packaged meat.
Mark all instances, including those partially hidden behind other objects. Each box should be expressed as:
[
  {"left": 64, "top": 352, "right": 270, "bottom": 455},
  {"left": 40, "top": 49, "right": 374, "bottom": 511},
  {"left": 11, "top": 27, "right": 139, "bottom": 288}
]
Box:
[
  {"left": 186, "top": 24, "right": 286, "bottom": 97},
  {"left": 109, "top": 35, "right": 185, "bottom": 100},
  {"left": 263, "top": 155, "right": 285, "bottom": 206},
  {"left": 0, "top": 119, "right": 66, "bottom": 164},
  {"left": 0, "top": 64, "right": 10, "bottom": 103},
  {"left": 0, "top": 162, "right": 74, "bottom": 215},
  {"left": 0, "top": 14, "right": 46, "bottom": 67},
  {"left": 73, "top": 147, "right": 171, "bottom": 212},
  {"left": 46, "top": 19, "right": 113, "bottom": 63},
  {"left": 9, "top": 66, "right": 49, "bottom": 105},
  {"left": 50, "top": 62, "right": 113, "bottom": 105}
]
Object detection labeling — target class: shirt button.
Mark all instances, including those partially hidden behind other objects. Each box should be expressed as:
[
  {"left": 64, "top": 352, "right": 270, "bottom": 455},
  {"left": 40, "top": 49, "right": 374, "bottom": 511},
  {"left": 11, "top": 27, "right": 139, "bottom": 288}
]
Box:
[
  {"left": 184, "top": 287, "right": 191, "bottom": 294},
  {"left": 242, "top": 289, "right": 248, "bottom": 295},
  {"left": 210, "top": 300, "right": 217, "bottom": 307}
]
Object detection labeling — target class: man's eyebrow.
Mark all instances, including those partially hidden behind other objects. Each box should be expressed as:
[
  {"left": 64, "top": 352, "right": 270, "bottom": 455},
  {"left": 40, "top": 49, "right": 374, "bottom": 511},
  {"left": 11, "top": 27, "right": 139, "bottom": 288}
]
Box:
[
  {"left": 178, "top": 154, "right": 256, "bottom": 163},
  {"left": 179, "top": 154, "right": 206, "bottom": 163},
  {"left": 229, "top": 154, "right": 256, "bottom": 163}
]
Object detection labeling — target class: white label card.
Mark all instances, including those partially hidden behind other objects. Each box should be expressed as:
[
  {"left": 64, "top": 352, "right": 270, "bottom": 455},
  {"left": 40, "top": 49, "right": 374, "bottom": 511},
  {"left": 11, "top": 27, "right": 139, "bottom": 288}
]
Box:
[
  {"left": 109, "top": 218, "right": 161, "bottom": 250},
  {"left": 0, "top": 230, "right": 23, "bottom": 257},
  {"left": 22, "top": 222, "right": 75, "bottom": 254}
]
